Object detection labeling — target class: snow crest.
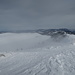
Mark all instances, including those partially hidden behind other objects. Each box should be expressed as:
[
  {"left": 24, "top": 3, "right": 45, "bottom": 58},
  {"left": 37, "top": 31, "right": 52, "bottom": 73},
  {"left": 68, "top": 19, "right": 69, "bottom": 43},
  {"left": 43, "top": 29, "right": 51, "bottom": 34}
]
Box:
[{"left": 17, "top": 51, "right": 75, "bottom": 75}]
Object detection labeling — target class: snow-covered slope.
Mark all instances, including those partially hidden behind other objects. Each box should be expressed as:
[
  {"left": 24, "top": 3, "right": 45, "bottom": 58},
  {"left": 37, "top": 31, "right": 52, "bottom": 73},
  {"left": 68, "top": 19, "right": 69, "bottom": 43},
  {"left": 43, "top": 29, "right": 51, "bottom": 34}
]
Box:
[
  {"left": 0, "top": 33, "right": 50, "bottom": 52},
  {"left": 0, "top": 33, "right": 75, "bottom": 75}
]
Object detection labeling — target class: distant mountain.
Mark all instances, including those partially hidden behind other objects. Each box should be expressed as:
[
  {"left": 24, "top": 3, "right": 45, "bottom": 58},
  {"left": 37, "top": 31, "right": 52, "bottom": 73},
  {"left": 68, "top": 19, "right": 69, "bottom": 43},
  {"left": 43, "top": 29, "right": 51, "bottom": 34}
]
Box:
[
  {"left": 36, "top": 28, "right": 75, "bottom": 38},
  {"left": 0, "top": 28, "right": 75, "bottom": 35}
]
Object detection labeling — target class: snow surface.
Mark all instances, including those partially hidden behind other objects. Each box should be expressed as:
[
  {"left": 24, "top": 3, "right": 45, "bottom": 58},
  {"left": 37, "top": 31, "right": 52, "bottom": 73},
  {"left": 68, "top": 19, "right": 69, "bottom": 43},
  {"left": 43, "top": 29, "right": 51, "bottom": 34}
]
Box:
[{"left": 0, "top": 33, "right": 75, "bottom": 75}]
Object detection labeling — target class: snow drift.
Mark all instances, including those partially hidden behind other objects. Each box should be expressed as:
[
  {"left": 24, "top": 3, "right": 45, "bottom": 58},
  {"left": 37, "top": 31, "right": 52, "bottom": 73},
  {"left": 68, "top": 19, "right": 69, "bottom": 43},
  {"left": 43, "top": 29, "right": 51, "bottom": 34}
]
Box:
[{"left": 0, "top": 32, "right": 75, "bottom": 75}]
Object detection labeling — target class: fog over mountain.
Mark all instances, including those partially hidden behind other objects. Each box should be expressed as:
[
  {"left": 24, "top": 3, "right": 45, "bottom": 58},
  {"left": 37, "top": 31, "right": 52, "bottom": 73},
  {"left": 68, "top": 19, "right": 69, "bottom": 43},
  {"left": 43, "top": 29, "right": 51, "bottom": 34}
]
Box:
[{"left": 0, "top": 0, "right": 75, "bottom": 31}]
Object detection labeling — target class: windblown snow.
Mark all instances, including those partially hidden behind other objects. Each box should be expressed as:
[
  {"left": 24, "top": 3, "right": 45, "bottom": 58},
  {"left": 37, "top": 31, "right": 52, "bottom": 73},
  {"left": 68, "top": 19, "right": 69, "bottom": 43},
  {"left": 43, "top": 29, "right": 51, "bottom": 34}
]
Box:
[{"left": 0, "top": 33, "right": 75, "bottom": 75}]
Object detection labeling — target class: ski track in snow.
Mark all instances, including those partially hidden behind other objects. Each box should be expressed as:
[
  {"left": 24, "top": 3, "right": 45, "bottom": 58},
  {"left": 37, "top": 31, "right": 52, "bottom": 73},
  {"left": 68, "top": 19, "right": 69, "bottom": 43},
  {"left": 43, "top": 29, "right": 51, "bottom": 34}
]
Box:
[{"left": 0, "top": 33, "right": 75, "bottom": 75}]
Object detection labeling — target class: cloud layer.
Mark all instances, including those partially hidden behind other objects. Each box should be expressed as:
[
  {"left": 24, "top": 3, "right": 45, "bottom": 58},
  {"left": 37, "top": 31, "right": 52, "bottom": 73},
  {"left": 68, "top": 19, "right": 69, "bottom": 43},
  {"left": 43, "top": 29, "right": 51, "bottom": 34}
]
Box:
[{"left": 0, "top": 0, "right": 75, "bottom": 31}]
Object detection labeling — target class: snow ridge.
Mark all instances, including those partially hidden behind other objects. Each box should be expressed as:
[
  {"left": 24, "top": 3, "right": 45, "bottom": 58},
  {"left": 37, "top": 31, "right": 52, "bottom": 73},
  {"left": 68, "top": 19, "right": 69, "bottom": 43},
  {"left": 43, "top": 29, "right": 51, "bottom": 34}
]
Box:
[{"left": 18, "top": 50, "right": 75, "bottom": 75}]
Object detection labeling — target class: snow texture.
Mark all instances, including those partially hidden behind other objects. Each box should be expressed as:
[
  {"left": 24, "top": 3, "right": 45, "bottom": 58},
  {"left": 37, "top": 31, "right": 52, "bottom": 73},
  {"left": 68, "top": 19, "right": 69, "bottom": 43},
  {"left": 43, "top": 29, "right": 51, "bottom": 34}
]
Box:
[{"left": 0, "top": 33, "right": 75, "bottom": 75}]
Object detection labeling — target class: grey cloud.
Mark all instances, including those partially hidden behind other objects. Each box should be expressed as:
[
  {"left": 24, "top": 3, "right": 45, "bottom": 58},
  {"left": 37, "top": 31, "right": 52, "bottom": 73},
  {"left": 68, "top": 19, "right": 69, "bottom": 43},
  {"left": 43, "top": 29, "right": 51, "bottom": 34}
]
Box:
[{"left": 0, "top": 0, "right": 75, "bottom": 31}]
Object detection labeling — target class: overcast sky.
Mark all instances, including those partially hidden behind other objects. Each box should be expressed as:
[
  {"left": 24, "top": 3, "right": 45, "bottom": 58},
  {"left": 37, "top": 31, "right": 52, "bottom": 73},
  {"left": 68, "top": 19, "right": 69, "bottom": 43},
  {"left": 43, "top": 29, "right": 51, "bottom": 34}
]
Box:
[{"left": 0, "top": 0, "right": 75, "bottom": 31}]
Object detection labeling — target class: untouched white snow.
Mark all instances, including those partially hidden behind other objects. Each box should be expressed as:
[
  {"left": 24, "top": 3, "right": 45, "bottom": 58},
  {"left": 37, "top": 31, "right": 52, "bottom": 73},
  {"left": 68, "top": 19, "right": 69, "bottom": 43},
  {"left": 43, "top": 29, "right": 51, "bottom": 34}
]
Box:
[{"left": 0, "top": 33, "right": 75, "bottom": 75}]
